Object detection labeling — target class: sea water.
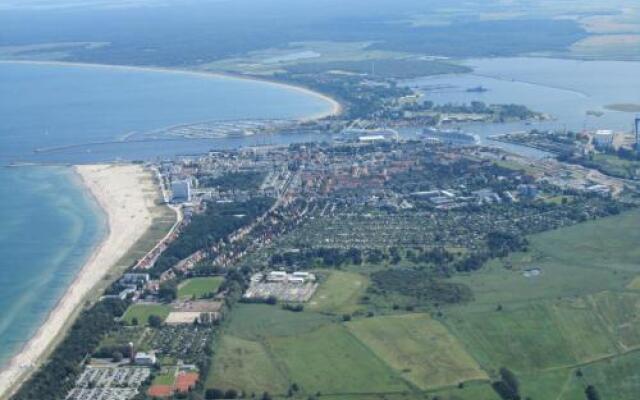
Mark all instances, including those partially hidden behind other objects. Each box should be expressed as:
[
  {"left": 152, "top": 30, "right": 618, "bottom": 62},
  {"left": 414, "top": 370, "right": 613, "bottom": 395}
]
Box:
[
  {"left": 0, "top": 166, "right": 106, "bottom": 366},
  {"left": 0, "top": 61, "right": 333, "bottom": 367}
]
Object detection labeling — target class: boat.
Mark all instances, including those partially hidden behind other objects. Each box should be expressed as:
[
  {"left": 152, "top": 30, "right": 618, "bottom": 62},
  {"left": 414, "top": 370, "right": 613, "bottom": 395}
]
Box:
[{"left": 420, "top": 127, "right": 480, "bottom": 146}]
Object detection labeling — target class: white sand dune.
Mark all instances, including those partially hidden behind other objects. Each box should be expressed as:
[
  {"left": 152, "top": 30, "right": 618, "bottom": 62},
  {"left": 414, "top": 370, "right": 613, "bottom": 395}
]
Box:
[{"left": 0, "top": 164, "right": 157, "bottom": 399}]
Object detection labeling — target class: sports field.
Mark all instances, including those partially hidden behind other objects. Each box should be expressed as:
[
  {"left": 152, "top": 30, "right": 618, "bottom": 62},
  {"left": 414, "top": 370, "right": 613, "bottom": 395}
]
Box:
[
  {"left": 177, "top": 277, "right": 224, "bottom": 299},
  {"left": 122, "top": 303, "right": 171, "bottom": 325}
]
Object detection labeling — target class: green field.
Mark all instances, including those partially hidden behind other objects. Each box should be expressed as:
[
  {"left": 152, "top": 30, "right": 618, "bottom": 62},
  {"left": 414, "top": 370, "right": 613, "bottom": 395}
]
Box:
[
  {"left": 447, "top": 300, "right": 621, "bottom": 373},
  {"left": 211, "top": 304, "right": 411, "bottom": 395},
  {"left": 208, "top": 335, "right": 289, "bottom": 394},
  {"left": 307, "top": 271, "right": 368, "bottom": 314},
  {"left": 225, "top": 304, "right": 333, "bottom": 340},
  {"left": 438, "top": 209, "right": 640, "bottom": 397},
  {"left": 212, "top": 210, "right": 640, "bottom": 398},
  {"left": 122, "top": 303, "right": 171, "bottom": 326},
  {"left": 266, "top": 324, "right": 410, "bottom": 394},
  {"left": 561, "top": 350, "right": 640, "bottom": 400},
  {"left": 153, "top": 367, "right": 177, "bottom": 385},
  {"left": 346, "top": 314, "right": 487, "bottom": 389},
  {"left": 450, "top": 210, "right": 640, "bottom": 311},
  {"left": 178, "top": 277, "right": 224, "bottom": 299}
]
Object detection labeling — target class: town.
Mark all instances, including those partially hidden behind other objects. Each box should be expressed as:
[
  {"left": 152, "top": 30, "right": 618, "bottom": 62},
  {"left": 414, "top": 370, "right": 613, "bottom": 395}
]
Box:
[{"left": 40, "top": 130, "right": 638, "bottom": 400}]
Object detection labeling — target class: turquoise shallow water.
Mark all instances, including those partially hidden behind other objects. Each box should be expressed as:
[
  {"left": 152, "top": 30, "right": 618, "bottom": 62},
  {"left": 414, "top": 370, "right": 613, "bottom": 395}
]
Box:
[
  {"left": 0, "top": 61, "right": 333, "bottom": 367},
  {"left": 0, "top": 167, "right": 105, "bottom": 366}
]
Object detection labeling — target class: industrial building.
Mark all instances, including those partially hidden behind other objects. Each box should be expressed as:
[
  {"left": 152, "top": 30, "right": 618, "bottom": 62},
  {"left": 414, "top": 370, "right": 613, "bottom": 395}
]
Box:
[
  {"left": 593, "top": 129, "right": 614, "bottom": 148},
  {"left": 134, "top": 352, "right": 157, "bottom": 366}
]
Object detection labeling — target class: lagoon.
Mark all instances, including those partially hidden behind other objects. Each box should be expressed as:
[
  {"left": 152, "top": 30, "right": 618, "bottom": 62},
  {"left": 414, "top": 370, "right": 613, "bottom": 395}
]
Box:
[{"left": 404, "top": 57, "right": 640, "bottom": 149}]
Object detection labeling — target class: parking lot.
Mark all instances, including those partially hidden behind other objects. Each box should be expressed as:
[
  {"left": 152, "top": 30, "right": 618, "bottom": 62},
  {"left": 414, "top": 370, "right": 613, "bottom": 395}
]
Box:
[
  {"left": 66, "top": 367, "right": 151, "bottom": 400},
  {"left": 244, "top": 281, "right": 318, "bottom": 302},
  {"left": 66, "top": 388, "right": 139, "bottom": 400}
]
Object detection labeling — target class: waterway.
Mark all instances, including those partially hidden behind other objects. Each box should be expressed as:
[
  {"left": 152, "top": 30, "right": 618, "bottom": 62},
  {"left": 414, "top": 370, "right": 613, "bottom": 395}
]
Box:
[{"left": 403, "top": 57, "right": 640, "bottom": 153}]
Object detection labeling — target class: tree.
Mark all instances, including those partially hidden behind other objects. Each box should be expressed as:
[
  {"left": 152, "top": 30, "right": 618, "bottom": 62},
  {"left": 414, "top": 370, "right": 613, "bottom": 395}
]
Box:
[
  {"left": 131, "top": 317, "right": 139, "bottom": 326},
  {"left": 224, "top": 389, "right": 238, "bottom": 399},
  {"left": 500, "top": 368, "right": 519, "bottom": 395},
  {"left": 148, "top": 314, "right": 163, "bottom": 328},
  {"left": 112, "top": 351, "right": 123, "bottom": 362},
  {"left": 159, "top": 281, "right": 178, "bottom": 302},
  {"left": 492, "top": 367, "right": 520, "bottom": 400},
  {"left": 585, "top": 385, "right": 601, "bottom": 400},
  {"left": 206, "top": 389, "right": 224, "bottom": 399}
]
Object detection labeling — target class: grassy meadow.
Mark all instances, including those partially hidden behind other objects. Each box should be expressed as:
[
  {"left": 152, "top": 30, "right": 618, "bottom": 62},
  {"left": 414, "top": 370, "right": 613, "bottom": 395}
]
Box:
[
  {"left": 346, "top": 314, "right": 487, "bottom": 389},
  {"left": 307, "top": 271, "right": 367, "bottom": 315}
]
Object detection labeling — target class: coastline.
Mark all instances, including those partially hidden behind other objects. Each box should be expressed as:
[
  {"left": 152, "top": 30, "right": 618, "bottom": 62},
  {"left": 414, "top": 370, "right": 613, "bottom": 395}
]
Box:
[
  {"left": 0, "top": 59, "right": 343, "bottom": 120},
  {"left": 0, "top": 164, "right": 157, "bottom": 400}
]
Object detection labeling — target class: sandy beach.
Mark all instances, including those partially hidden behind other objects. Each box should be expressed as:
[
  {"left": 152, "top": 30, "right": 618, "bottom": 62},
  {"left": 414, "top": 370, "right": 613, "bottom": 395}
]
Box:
[{"left": 0, "top": 164, "right": 157, "bottom": 399}]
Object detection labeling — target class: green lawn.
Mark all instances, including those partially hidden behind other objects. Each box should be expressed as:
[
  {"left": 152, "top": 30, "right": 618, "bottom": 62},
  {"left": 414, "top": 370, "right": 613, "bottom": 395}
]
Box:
[
  {"left": 153, "top": 367, "right": 177, "bottom": 386},
  {"left": 178, "top": 277, "right": 224, "bottom": 299},
  {"left": 346, "top": 314, "right": 488, "bottom": 389},
  {"left": 97, "top": 326, "right": 150, "bottom": 352},
  {"left": 266, "top": 324, "right": 411, "bottom": 394},
  {"left": 307, "top": 271, "right": 368, "bottom": 315},
  {"left": 122, "top": 304, "right": 171, "bottom": 326}
]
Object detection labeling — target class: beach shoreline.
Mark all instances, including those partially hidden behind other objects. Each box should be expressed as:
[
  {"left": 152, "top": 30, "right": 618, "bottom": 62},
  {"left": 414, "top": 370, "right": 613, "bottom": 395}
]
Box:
[
  {"left": 0, "top": 59, "right": 343, "bottom": 120},
  {"left": 0, "top": 164, "right": 158, "bottom": 400}
]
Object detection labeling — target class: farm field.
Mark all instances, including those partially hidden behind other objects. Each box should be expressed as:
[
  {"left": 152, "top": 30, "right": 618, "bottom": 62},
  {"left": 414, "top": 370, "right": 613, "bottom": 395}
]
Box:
[
  {"left": 224, "top": 303, "right": 333, "bottom": 340},
  {"left": 266, "top": 324, "right": 410, "bottom": 394},
  {"left": 177, "top": 276, "right": 224, "bottom": 299},
  {"left": 211, "top": 309, "right": 411, "bottom": 396},
  {"left": 446, "top": 299, "right": 621, "bottom": 373},
  {"left": 346, "top": 313, "right": 487, "bottom": 389},
  {"left": 122, "top": 303, "right": 171, "bottom": 325},
  {"left": 307, "top": 271, "right": 367, "bottom": 314},
  {"left": 207, "top": 335, "right": 289, "bottom": 394},
  {"left": 211, "top": 210, "right": 640, "bottom": 399}
]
